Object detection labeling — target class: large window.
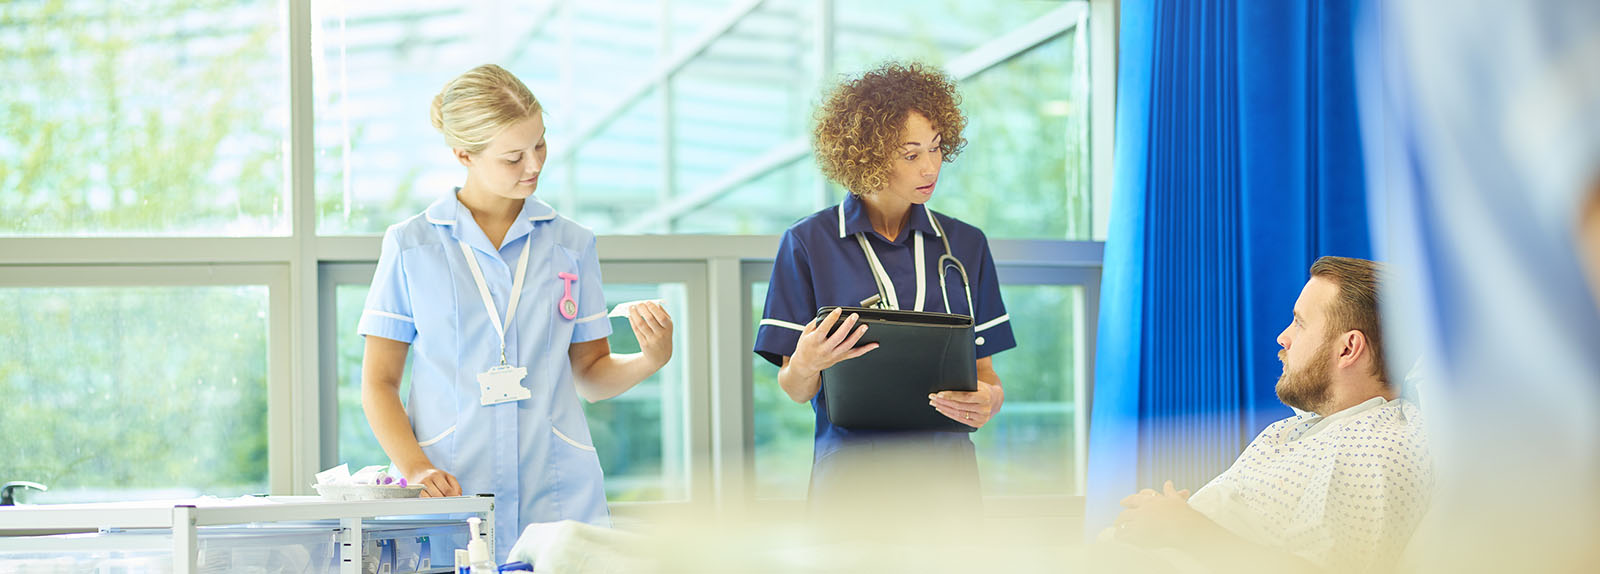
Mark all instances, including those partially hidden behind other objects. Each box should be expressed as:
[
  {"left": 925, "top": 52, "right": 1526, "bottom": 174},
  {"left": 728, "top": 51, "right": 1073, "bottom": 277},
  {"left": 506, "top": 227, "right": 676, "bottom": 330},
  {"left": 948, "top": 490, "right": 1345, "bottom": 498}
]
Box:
[
  {"left": 310, "top": 0, "right": 1091, "bottom": 239},
  {"left": 934, "top": 31, "right": 1092, "bottom": 240},
  {"left": 0, "top": 266, "right": 286, "bottom": 503},
  {"left": 583, "top": 282, "right": 692, "bottom": 502},
  {"left": 978, "top": 283, "right": 1088, "bottom": 496},
  {"left": 1, "top": 0, "right": 1108, "bottom": 511},
  {"left": 329, "top": 283, "right": 410, "bottom": 471},
  {"left": 0, "top": 0, "right": 288, "bottom": 236},
  {"left": 748, "top": 283, "right": 813, "bottom": 500}
]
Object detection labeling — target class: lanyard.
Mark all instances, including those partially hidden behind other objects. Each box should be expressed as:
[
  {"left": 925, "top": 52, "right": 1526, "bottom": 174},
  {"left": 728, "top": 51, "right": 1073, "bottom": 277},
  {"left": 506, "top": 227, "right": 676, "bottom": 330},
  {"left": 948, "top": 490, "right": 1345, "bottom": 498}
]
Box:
[
  {"left": 458, "top": 237, "right": 533, "bottom": 365},
  {"left": 855, "top": 232, "right": 918, "bottom": 310}
]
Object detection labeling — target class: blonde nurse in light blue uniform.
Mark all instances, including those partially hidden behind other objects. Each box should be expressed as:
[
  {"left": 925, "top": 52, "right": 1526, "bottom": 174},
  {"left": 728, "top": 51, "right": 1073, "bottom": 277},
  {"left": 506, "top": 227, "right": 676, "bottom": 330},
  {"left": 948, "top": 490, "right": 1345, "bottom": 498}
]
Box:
[{"left": 358, "top": 64, "right": 674, "bottom": 562}]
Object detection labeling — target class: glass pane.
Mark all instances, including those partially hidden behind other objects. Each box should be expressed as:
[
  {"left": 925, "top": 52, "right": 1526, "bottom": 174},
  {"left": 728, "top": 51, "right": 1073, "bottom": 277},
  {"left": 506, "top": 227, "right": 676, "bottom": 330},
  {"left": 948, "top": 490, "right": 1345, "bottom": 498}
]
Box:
[
  {"left": 676, "top": 159, "right": 826, "bottom": 234},
  {"left": 832, "top": 1, "right": 1057, "bottom": 74},
  {"left": 566, "top": 88, "right": 664, "bottom": 232},
  {"left": 314, "top": 0, "right": 660, "bottom": 234},
  {"left": 669, "top": 0, "right": 818, "bottom": 234},
  {"left": 668, "top": 0, "right": 735, "bottom": 51},
  {"left": 931, "top": 30, "right": 1091, "bottom": 240},
  {"left": 0, "top": 1, "right": 288, "bottom": 236},
  {"left": 0, "top": 286, "right": 270, "bottom": 502},
  {"left": 312, "top": 0, "right": 1092, "bottom": 237},
  {"left": 583, "top": 283, "right": 691, "bottom": 502},
  {"left": 548, "top": 1, "right": 660, "bottom": 130},
  {"left": 333, "top": 281, "right": 689, "bottom": 502},
  {"left": 334, "top": 284, "right": 412, "bottom": 470},
  {"left": 975, "top": 284, "right": 1085, "bottom": 495},
  {"left": 749, "top": 282, "right": 814, "bottom": 499}
]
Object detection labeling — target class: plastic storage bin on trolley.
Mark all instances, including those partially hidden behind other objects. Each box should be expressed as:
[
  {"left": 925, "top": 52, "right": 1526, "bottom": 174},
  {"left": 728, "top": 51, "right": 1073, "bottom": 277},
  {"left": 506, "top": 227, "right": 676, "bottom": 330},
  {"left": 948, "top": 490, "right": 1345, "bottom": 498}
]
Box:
[{"left": 0, "top": 495, "right": 494, "bottom": 574}]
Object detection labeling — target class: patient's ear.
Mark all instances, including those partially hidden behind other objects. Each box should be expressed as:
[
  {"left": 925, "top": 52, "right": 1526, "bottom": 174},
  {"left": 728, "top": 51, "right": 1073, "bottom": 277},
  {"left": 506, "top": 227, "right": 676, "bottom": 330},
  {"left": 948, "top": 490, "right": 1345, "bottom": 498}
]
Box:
[{"left": 1336, "top": 330, "right": 1366, "bottom": 369}]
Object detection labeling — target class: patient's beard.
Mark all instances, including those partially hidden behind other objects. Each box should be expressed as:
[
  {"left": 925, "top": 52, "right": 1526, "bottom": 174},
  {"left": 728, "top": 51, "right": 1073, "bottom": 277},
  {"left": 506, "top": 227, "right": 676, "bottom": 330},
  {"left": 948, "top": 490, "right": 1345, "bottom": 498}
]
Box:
[{"left": 1276, "top": 343, "right": 1333, "bottom": 413}]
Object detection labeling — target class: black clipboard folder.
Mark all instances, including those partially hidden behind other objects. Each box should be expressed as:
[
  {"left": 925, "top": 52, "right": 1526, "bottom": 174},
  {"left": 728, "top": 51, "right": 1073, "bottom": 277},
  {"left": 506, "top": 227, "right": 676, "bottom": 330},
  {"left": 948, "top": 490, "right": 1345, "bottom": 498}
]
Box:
[{"left": 816, "top": 306, "right": 978, "bottom": 433}]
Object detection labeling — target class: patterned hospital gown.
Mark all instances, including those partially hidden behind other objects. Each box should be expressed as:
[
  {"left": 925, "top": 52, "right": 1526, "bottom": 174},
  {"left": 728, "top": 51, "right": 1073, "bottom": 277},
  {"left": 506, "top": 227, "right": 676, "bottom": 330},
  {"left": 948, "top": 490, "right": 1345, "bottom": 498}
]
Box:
[{"left": 1186, "top": 397, "right": 1431, "bottom": 572}]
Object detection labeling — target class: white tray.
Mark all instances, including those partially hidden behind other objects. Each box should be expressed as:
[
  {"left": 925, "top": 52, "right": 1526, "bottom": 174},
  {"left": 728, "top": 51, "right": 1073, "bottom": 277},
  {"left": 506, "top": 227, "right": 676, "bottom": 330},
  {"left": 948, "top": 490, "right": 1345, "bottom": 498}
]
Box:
[{"left": 312, "top": 483, "right": 426, "bottom": 501}]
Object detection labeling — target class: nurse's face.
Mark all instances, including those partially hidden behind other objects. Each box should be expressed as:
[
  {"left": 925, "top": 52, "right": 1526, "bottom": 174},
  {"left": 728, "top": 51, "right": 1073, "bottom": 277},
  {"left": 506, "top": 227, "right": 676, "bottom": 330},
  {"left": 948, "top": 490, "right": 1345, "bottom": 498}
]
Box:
[
  {"left": 459, "top": 115, "right": 548, "bottom": 200},
  {"left": 880, "top": 111, "right": 943, "bottom": 204}
]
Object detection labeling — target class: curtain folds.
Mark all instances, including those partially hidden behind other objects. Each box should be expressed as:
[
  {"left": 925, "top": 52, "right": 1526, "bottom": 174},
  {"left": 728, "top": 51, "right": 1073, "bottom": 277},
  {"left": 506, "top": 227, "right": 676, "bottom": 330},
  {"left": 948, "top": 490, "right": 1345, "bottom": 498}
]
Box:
[{"left": 1084, "top": 0, "right": 1373, "bottom": 531}]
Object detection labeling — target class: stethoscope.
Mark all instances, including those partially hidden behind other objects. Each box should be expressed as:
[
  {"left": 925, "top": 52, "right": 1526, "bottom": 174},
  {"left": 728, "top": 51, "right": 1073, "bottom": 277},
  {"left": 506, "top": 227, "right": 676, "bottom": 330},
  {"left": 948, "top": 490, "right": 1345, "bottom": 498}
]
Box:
[{"left": 856, "top": 212, "right": 974, "bottom": 316}]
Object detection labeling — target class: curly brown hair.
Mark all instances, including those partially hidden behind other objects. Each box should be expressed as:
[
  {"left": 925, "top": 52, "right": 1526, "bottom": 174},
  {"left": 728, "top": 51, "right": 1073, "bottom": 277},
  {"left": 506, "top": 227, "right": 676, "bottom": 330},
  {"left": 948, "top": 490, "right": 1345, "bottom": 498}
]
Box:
[{"left": 812, "top": 61, "right": 967, "bottom": 196}]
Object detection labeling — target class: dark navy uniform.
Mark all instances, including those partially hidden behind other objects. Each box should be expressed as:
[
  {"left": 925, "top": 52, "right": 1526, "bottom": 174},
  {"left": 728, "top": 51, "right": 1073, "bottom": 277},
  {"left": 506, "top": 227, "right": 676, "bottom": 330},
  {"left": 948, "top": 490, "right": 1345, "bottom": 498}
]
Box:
[{"left": 754, "top": 193, "right": 1015, "bottom": 515}]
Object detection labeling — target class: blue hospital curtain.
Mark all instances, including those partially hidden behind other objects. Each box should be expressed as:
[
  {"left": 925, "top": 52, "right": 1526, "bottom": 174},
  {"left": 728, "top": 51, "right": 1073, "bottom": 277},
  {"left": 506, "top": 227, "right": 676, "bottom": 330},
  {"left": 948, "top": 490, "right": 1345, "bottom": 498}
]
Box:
[{"left": 1084, "top": 0, "right": 1373, "bottom": 531}]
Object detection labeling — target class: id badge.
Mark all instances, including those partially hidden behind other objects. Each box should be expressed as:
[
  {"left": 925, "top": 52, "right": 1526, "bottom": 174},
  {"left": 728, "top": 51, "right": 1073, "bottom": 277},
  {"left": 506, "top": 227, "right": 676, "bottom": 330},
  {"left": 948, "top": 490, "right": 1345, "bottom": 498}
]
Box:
[{"left": 477, "top": 364, "right": 531, "bottom": 406}]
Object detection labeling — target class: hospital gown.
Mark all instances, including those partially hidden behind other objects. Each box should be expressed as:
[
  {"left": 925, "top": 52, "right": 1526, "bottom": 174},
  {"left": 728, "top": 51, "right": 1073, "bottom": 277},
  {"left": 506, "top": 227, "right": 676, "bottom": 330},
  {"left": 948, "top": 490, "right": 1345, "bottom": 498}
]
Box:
[{"left": 1186, "top": 397, "right": 1431, "bottom": 572}]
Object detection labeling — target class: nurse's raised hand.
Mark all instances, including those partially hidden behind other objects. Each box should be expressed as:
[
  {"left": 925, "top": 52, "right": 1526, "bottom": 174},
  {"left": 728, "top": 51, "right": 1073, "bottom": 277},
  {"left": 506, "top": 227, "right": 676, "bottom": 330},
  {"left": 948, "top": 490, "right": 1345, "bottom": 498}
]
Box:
[
  {"left": 627, "top": 301, "right": 674, "bottom": 368},
  {"left": 792, "top": 307, "right": 878, "bottom": 376},
  {"left": 411, "top": 466, "right": 462, "bottom": 498}
]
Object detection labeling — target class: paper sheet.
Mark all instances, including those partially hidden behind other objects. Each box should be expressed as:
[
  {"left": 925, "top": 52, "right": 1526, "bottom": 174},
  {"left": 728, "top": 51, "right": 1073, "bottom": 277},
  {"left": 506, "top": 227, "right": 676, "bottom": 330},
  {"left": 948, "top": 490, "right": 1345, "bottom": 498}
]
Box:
[{"left": 607, "top": 299, "right": 667, "bottom": 318}]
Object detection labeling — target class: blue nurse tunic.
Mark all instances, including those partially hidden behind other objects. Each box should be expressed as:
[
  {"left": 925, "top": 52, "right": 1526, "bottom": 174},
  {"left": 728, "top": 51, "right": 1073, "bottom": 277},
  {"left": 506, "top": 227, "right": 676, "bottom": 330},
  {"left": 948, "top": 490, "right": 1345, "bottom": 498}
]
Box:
[{"left": 359, "top": 193, "right": 613, "bottom": 561}]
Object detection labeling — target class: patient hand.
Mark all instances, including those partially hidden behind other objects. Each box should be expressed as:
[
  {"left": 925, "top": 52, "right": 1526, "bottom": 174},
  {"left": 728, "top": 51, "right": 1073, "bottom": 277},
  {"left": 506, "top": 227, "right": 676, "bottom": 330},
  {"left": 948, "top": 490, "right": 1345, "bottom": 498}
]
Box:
[
  {"left": 929, "top": 380, "right": 998, "bottom": 428},
  {"left": 1113, "top": 480, "right": 1219, "bottom": 549},
  {"left": 1120, "top": 479, "right": 1190, "bottom": 509}
]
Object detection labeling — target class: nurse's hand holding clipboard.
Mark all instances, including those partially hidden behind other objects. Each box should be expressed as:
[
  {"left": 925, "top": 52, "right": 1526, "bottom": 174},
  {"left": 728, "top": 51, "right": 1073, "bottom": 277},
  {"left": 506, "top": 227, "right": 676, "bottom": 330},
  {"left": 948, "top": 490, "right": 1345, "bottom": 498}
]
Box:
[
  {"left": 929, "top": 370, "right": 1001, "bottom": 429},
  {"left": 793, "top": 308, "right": 880, "bottom": 370},
  {"left": 776, "top": 308, "right": 879, "bottom": 404}
]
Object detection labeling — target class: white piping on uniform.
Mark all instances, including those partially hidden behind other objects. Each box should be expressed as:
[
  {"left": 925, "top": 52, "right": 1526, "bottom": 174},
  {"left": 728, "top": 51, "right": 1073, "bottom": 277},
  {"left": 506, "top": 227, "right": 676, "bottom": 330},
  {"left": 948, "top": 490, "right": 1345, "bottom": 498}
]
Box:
[
  {"left": 552, "top": 426, "right": 597, "bottom": 452},
  {"left": 975, "top": 314, "right": 1011, "bottom": 332},
  {"left": 913, "top": 231, "right": 926, "bottom": 311},
  {"left": 759, "top": 318, "right": 807, "bottom": 332},
  {"left": 417, "top": 425, "right": 456, "bottom": 447},
  {"left": 425, "top": 215, "right": 455, "bottom": 225},
  {"left": 363, "top": 309, "right": 415, "bottom": 323},
  {"left": 837, "top": 203, "right": 846, "bottom": 238},
  {"left": 574, "top": 311, "right": 607, "bottom": 324}
]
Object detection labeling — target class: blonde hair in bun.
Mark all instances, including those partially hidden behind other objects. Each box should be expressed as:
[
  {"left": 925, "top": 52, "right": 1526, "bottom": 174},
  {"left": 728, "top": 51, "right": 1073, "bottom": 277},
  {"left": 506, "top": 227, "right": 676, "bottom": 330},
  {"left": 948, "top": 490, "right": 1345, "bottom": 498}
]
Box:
[{"left": 429, "top": 64, "right": 541, "bottom": 154}]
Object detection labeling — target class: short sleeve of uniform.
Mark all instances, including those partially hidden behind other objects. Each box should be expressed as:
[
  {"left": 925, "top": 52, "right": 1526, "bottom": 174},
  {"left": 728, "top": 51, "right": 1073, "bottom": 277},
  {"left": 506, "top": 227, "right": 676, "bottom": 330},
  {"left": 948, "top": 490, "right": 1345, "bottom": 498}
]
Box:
[
  {"left": 753, "top": 230, "right": 817, "bottom": 367},
  {"left": 571, "top": 234, "right": 613, "bottom": 344},
  {"left": 358, "top": 227, "right": 418, "bottom": 344},
  {"left": 970, "top": 229, "right": 1016, "bottom": 358}
]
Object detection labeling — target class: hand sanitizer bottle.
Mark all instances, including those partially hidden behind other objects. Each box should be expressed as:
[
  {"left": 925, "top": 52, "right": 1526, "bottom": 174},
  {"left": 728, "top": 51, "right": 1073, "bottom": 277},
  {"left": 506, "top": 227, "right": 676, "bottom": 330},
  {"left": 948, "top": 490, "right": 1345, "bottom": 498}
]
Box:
[{"left": 466, "top": 517, "right": 496, "bottom": 574}]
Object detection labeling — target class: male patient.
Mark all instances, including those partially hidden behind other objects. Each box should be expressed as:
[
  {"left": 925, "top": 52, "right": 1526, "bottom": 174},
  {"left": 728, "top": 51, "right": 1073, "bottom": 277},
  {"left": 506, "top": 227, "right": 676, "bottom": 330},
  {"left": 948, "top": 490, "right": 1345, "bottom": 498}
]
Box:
[{"left": 1107, "top": 257, "right": 1431, "bottom": 573}]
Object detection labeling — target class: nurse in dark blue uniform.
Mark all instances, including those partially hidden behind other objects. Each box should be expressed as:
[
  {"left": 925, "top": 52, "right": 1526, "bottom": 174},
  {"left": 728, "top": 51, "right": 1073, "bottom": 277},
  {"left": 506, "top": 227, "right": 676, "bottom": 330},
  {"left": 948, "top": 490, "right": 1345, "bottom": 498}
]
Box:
[{"left": 754, "top": 62, "right": 1015, "bottom": 519}]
